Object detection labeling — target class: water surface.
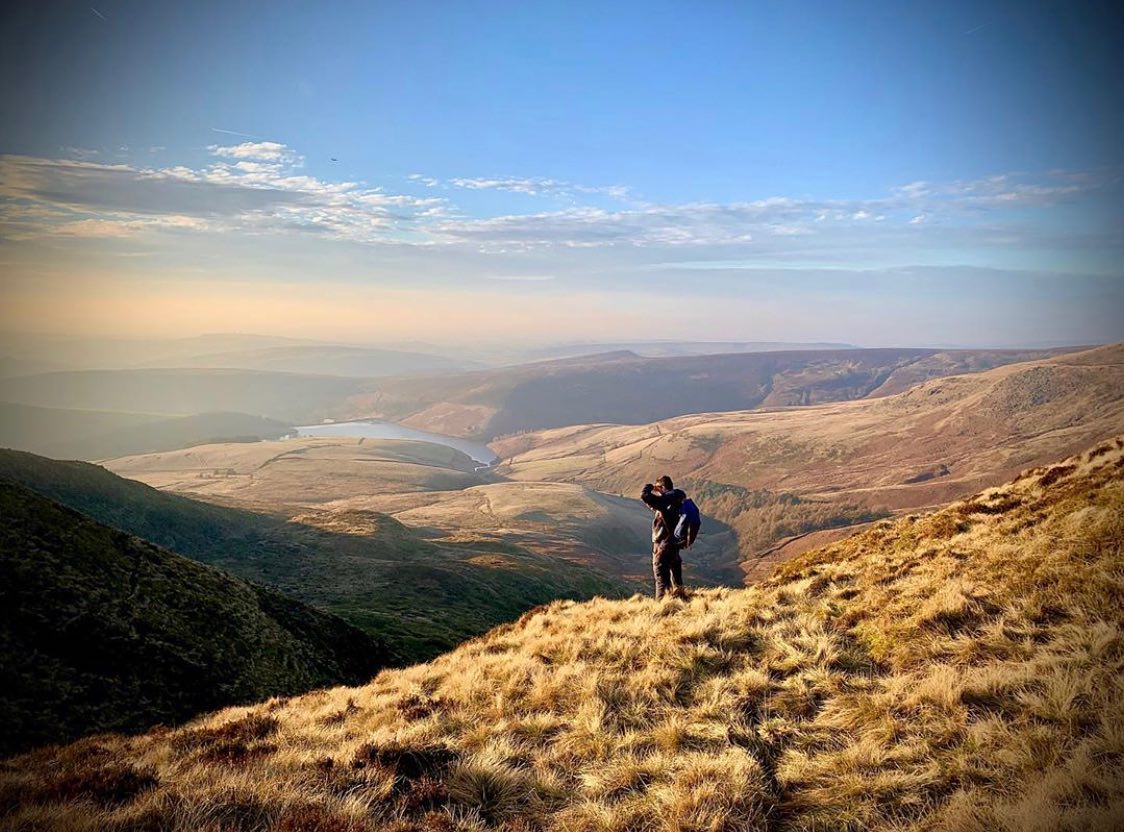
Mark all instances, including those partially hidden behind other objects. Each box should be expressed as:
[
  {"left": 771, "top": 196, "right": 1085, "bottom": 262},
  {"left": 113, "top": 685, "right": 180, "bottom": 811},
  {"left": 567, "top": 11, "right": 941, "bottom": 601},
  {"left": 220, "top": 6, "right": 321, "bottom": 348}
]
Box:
[{"left": 295, "top": 419, "right": 497, "bottom": 465}]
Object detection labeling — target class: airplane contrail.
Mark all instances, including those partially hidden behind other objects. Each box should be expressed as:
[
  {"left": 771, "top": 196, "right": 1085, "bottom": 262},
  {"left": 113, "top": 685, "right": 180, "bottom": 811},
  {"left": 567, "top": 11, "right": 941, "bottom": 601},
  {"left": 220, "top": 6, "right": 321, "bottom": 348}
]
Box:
[
  {"left": 210, "top": 127, "right": 269, "bottom": 140},
  {"left": 964, "top": 23, "right": 988, "bottom": 35},
  {"left": 90, "top": 7, "right": 106, "bottom": 21}
]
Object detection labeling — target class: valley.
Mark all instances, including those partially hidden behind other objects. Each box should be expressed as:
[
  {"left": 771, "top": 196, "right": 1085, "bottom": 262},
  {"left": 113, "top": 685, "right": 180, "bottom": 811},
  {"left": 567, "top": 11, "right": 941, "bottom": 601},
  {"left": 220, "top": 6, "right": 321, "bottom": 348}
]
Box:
[
  {"left": 0, "top": 449, "right": 628, "bottom": 663},
  {"left": 2, "top": 340, "right": 1122, "bottom": 767},
  {"left": 83, "top": 344, "right": 1124, "bottom": 591},
  {"left": 101, "top": 436, "right": 742, "bottom": 586},
  {"left": 495, "top": 344, "right": 1124, "bottom": 575}
]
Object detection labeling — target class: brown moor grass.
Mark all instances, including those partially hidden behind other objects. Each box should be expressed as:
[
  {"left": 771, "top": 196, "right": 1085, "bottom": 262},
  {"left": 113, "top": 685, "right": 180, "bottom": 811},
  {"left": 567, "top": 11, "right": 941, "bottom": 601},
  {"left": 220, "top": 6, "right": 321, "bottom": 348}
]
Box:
[{"left": 2, "top": 438, "right": 1123, "bottom": 831}]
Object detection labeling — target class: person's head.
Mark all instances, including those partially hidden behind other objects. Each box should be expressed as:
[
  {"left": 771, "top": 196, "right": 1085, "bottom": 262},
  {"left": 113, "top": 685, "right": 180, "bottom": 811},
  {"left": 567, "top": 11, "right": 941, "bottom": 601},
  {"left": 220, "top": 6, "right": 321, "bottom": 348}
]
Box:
[{"left": 656, "top": 475, "right": 674, "bottom": 491}]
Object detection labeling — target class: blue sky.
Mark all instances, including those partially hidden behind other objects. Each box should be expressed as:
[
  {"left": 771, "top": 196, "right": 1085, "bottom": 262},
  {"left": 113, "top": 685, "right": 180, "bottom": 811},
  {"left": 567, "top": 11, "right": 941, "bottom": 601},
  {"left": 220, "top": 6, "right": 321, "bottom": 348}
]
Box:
[{"left": 1, "top": 0, "right": 1121, "bottom": 346}]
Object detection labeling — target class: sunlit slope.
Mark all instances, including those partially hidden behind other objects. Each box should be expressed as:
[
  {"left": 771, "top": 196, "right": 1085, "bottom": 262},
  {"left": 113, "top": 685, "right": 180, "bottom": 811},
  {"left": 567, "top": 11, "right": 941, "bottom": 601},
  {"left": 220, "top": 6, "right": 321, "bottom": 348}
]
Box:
[
  {"left": 0, "top": 479, "right": 387, "bottom": 758},
  {"left": 0, "top": 450, "right": 627, "bottom": 662},
  {"left": 318, "top": 481, "right": 744, "bottom": 586},
  {"left": 495, "top": 344, "right": 1124, "bottom": 566},
  {"left": 104, "top": 439, "right": 736, "bottom": 587},
  {"left": 4, "top": 438, "right": 1120, "bottom": 830},
  {"left": 105, "top": 437, "right": 487, "bottom": 510}
]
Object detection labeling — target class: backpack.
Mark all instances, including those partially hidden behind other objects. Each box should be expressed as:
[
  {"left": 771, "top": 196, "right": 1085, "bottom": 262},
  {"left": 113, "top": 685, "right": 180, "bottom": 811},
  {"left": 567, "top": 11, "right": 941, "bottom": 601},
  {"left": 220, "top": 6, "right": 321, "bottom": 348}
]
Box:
[{"left": 673, "top": 498, "right": 701, "bottom": 547}]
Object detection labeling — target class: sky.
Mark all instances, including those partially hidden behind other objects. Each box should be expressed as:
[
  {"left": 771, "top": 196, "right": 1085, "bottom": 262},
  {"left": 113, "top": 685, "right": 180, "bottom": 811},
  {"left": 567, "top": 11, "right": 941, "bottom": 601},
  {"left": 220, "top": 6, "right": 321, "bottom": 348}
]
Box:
[{"left": 1, "top": 0, "right": 1122, "bottom": 347}]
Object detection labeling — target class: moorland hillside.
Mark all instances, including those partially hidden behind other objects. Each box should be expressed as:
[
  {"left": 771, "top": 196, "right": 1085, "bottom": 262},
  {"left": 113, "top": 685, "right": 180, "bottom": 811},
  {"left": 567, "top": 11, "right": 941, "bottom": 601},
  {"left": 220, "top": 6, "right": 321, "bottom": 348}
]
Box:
[
  {"left": 0, "top": 403, "right": 292, "bottom": 461},
  {"left": 353, "top": 346, "right": 1074, "bottom": 439},
  {"left": 103, "top": 437, "right": 489, "bottom": 510},
  {"left": 0, "top": 450, "right": 627, "bottom": 661},
  {"left": 0, "top": 480, "right": 387, "bottom": 757},
  {"left": 3, "top": 437, "right": 1120, "bottom": 830},
  {"left": 103, "top": 439, "right": 743, "bottom": 587},
  {"left": 496, "top": 343, "right": 1124, "bottom": 573}
]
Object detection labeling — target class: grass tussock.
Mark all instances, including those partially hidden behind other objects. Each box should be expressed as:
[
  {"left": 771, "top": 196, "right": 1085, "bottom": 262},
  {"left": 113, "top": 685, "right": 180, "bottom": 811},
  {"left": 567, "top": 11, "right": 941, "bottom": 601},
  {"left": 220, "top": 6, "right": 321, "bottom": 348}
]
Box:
[{"left": 2, "top": 438, "right": 1123, "bottom": 831}]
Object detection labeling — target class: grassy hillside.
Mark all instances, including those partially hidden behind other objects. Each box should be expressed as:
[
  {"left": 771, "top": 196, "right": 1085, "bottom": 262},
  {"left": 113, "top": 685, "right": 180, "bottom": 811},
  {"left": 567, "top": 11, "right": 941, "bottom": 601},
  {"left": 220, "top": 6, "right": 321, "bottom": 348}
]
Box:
[
  {"left": 104, "top": 437, "right": 489, "bottom": 510},
  {"left": 0, "top": 479, "right": 387, "bottom": 758},
  {"left": 351, "top": 347, "right": 1073, "bottom": 439},
  {"left": 0, "top": 403, "right": 291, "bottom": 461},
  {"left": 0, "top": 402, "right": 160, "bottom": 457},
  {"left": 495, "top": 344, "right": 1124, "bottom": 571},
  {"left": 101, "top": 438, "right": 740, "bottom": 588},
  {"left": 0, "top": 450, "right": 628, "bottom": 662},
  {"left": 316, "top": 481, "right": 744, "bottom": 587},
  {"left": 3, "top": 438, "right": 1120, "bottom": 829}
]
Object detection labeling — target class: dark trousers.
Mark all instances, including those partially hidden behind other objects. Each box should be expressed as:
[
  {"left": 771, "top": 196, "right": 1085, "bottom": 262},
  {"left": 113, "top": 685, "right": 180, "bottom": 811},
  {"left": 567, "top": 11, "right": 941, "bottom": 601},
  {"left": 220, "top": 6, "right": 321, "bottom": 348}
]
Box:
[{"left": 653, "top": 542, "right": 683, "bottom": 599}]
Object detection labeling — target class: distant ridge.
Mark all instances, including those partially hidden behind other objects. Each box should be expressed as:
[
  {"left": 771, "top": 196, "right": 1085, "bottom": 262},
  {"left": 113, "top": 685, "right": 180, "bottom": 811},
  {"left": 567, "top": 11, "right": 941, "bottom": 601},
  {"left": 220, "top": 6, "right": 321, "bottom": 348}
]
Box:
[
  {"left": 0, "top": 403, "right": 291, "bottom": 461},
  {"left": 358, "top": 345, "right": 1077, "bottom": 439}
]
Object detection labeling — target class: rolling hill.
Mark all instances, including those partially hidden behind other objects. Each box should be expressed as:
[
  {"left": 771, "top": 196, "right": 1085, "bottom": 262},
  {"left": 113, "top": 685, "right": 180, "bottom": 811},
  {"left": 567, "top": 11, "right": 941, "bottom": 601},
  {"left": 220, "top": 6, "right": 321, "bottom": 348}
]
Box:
[
  {"left": 136, "top": 343, "right": 481, "bottom": 377},
  {"left": 516, "top": 339, "right": 857, "bottom": 360},
  {"left": 494, "top": 344, "right": 1124, "bottom": 575},
  {"left": 348, "top": 346, "right": 1076, "bottom": 439},
  {"left": 0, "top": 478, "right": 388, "bottom": 758},
  {"left": 0, "top": 368, "right": 364, "bottom": 423},
  {"left": 3, "top": 438, "right": 1120, "bottom": 830},
  {"left": 103, "top": 437, "right": 490, "bottom": 510},
  {"left": 99, "top": 437, "right": 744, "bottom": 587},
  {"left": 0, "top": 449, "right": 628, "bottom": 662},
  {"left": 0, "top": 402, "right": 292, "bottom": 461},
  {"left": 0, "top": 347, "right": 1076, "bottom": 451},
  {"left": 311, "top": 481, "right": 744, "bottom": 587}
]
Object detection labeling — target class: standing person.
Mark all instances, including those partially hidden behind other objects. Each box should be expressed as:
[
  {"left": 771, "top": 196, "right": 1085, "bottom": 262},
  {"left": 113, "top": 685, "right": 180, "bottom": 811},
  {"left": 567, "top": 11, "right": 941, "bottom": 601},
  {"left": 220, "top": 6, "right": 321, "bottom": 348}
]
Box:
[{"left": 641, "top": 475, "right": 686, "bottom": 600}]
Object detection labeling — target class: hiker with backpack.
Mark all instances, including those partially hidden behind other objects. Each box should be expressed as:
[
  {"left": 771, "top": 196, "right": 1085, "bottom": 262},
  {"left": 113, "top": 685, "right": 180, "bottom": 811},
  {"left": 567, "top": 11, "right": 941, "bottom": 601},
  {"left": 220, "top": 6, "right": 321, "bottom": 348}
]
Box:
[{"left": 641, "top": 475, "right": 701, "bottom": 600}]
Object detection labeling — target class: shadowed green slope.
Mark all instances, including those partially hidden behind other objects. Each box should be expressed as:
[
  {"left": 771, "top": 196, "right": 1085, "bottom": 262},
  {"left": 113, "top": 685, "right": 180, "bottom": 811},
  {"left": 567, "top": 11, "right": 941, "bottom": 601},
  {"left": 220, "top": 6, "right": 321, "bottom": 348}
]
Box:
[
  {"left": 0, "top": 450, "right": 629, "bottom": 662},
  {"left": 0, "top": 479, "right": 389, "bottom": 757}
]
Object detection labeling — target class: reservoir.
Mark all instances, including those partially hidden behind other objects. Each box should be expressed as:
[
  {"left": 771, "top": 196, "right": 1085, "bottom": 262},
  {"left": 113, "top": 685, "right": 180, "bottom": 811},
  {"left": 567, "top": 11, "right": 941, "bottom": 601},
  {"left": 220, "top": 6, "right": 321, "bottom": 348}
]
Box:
[{"left": 294, "top": 419, "right": 498, "bottom": 466}]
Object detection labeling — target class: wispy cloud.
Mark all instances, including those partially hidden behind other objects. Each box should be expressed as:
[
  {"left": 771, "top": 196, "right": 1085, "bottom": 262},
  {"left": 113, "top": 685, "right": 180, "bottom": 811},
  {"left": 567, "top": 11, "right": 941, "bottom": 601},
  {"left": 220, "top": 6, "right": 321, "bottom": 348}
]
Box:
[
  {"left": 0, "top": 149, "right": 446, "bottom": 242},
  {"left": 208, "top": 141, "right": 298, "bottom": 164},
  {"left": 1, "top": 145, "right": 1117, "bottom": 281},
  {"left": 422, "top": 174, "right": 633, "bottom": 201}
]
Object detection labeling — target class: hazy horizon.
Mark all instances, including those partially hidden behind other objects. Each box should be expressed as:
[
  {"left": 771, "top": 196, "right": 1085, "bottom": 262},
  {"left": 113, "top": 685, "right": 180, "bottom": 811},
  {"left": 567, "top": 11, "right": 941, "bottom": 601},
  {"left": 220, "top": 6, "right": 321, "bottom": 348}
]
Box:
[{"left": 0, "top": 327, "right": 1111, "bottom": 354}]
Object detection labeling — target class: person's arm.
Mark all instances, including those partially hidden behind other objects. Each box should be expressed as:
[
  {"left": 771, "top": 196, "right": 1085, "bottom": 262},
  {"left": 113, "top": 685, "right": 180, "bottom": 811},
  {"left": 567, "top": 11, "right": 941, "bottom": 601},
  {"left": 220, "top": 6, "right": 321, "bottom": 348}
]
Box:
[{"left": 641, "top": 484, "right": 670, "bottom": 511}]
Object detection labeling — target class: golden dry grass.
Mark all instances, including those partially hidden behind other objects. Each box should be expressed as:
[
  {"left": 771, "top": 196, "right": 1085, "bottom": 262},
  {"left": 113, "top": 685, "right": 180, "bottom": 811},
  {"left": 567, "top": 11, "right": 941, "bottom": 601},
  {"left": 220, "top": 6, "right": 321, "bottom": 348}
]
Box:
[{"left": 3, "top": 438, "right": 1123, "bottom": 832}]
